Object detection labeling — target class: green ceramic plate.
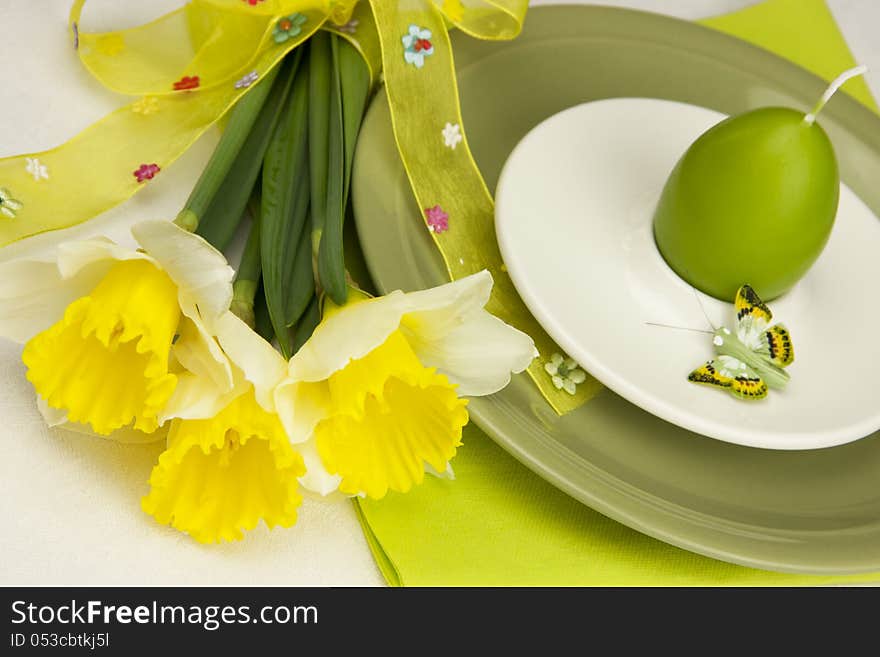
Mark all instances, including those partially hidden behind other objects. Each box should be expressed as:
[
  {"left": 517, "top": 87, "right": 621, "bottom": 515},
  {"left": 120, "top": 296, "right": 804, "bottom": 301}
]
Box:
[{"left": 351, "top": 5, "right": 880, "bottom": 574}]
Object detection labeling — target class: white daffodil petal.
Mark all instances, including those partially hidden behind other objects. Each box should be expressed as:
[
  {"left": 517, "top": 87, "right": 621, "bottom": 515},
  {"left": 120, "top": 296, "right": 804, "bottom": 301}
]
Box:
[
  {"left": 398, "top": 270, "right": 493, "bottom": 342},
  {"left": 274, "top": 378, "right": 332, "bottom": 445},
  {"left": 297, "top": 438, "right": 343, "bottom": 496},
  {"left": 36, "top": 394, "right": 67, "bottom": 427},
  {"left": 173, "top": 313, "right": 234, "bottom": 394},
  {"left": 0, "top": 258, "right": 91, "bottom": 343},
  {"left": 131, "top": 220, "right": 234, "bottom": 322},
  {"left": 56, "top": 238, "right": 151, "bottom": 280},
  {"left": 404, "top": 309, "right": 536, "bottom": 397},
  {"left": 287, "top": 291, "right": 407, "bottom": 382},
  {"left": 213, "top": 311, "right": 287, "bottom": 412},
  {"left": 286, "top": 272, "right": 495, "bottom": 384},
  {"left": 425, "top": 461, "right": 455, "bottom": 481},
  {"left": 0, "top": 240, "right": 155, "bottom": 343},
  {"left": 159, "top": 371, "right": 247, "bottom": 423}
]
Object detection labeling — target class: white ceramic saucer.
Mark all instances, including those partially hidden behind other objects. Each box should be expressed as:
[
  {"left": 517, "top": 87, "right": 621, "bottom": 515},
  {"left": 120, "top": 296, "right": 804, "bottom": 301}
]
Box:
[{"left": 495, "top": 98, "right": 880, "bottom": 450}]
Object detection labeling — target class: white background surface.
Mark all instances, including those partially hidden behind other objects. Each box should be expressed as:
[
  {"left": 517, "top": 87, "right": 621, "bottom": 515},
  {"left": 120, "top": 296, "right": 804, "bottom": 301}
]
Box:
[{"left": 1, "top": 0, "right": 878, "bottom": 585}]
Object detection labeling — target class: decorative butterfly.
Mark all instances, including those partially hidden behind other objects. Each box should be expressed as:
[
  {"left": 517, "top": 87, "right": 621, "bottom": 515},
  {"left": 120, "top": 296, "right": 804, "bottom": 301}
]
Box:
[{"left": 688, "top": 285, "right": 794, "bottom": 400}]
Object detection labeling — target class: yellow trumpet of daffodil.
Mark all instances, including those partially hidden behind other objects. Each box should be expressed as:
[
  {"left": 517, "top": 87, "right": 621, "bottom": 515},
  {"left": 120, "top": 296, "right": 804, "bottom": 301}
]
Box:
[
  {"left": 0, "top": 221, "right": 237, "bottom": 437},
  {"left": 142, "top": 388, "right": 305, "bottom": 543},
  {"left": 274, "top": 271, "right": 537, "bottom": 500},
  {"left": 142, "top": 310, "right": 304, "bottom": 543}
]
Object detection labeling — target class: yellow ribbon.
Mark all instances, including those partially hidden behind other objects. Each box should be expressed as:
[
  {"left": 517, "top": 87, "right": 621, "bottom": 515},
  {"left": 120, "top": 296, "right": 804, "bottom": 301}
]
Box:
[
  {"left": 370, "top": 0, "right": 600, "bottom": 413},
  {"left": 0, "top": 0, "right": 370, "bottom": 246},
  {"left": 0, "top": 0, "right": 598, "bottom": 414}
]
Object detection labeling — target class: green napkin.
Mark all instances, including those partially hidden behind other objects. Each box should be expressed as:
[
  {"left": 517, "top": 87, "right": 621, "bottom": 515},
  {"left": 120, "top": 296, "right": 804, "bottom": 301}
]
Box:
[
  {"left": 354, "top": 0, "right": 880, "bottom": 586},
  {"left": 702, "top": 0, "right": 876, "bottom": 112}
]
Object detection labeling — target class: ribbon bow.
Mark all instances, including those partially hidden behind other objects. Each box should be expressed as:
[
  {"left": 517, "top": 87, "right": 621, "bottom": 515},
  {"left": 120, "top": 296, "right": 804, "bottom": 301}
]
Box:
[{"left": 0, "top": 0, "right": 599, "bottom": 414}]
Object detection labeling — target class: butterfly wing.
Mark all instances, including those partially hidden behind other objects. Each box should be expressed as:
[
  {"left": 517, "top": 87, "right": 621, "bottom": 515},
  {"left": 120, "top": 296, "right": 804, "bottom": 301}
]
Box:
[
  {"left": 688, "top": 355, "right": 768, "bottom": 400},
  {"left": 688, "top": 360, "right": 734, "bottom": 391},
  {"left": 758, "top": 323, "right": 794, "bottom": 368},
  {"left": 735, "top": 284, "right": 772, "bottom": 325},
  {"left": 735, "top": 285, "right": 776, "bottom": 349},
  {"left": 734, "top": 284, "right": 769, "bottom": 340},
  {"left": 733, "top": 285, "right": 795, "bottom": 371}
]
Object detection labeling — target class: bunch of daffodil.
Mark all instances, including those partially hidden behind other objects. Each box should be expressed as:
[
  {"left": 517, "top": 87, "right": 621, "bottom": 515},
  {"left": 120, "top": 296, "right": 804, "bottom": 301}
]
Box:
[
  {"left": 275, "top": 271, "right": 537, "bottom": 500},
  {"left": 0, "top": 215, "right": 535, "bottom": 544},
  {"left": 0, "top": 22, "right": 539, "bottom": 544},
  {"left": 140, "top": 269, "right": 534, "bottom": 541}
]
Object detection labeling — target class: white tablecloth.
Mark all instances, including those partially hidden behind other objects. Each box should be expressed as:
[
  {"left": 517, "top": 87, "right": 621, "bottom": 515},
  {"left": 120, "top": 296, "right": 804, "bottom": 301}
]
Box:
[{"left": 1, "top": 0, "right": 878, "bottom": 585}]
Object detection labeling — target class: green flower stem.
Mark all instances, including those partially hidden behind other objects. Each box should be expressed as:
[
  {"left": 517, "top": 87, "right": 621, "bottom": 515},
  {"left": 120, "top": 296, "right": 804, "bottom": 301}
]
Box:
[
  {"left": 230, "top": 198, "right": 262, "bottom": 328},
  {"left": 308, "top": 31, "right": 332, "bottom": 240},
  {"left": 192, "top": 54, "right": 300, "bottom": 249},
  {"left": 174, "top": 66, "right": 280, "bottom": 233},
  {"left": 262, "top": 53, "right": 311, "bottom": 358},
  {"left": 316, "top": 34, "right": 347, "bottom": 305},
  {"left": 254, "top": 283, "right": 274, "bottom": 342},
  {"left": 231, "top": 280, "right": 259, "bottom": 328},
  {"left": 292, "top": 295, "right": 321, "bottom": 353},
  {"left": 285, "top": 222, "right": 315, "bottom": 329},
  {"left": 316, "top": 35, "right": 372, "bottom": 305}
]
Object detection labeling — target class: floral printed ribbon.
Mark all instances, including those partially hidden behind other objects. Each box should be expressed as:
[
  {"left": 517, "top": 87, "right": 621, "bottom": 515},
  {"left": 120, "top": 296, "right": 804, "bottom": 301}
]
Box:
[
  {"left": 0, "top": 0, "right": 599, "bottom": 414},
  {"left": 0, "top": 0, "right": 371, "bottom": 247},
  {"left": 371, "top": 0, "right": 601, "bottom": 414}
]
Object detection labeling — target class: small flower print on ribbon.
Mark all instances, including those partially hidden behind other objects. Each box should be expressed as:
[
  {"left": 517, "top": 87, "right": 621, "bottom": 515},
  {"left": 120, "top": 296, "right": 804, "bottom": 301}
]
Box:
[
  {"left": 242, "top": 0, "right": 264, "bottom": 5},
  {"left": 442, "top": 122, "right": 462, "bottom": 149},
  {"left": 72, "top": 22, "right": 79, "bottom": 50},
  {"left": 132, "top": 97, "right": 159, "bottom": 115},
  {"left": 235, "top": 71, "right": 259, "bottom": 89},
  {"left": 273, "top": 14, "right": 307, "bottom": 43},
  {"left": 544, "top": 353, "right": 587, "bottom": 395},
  {"left": 134, "top": 163, "right": 160, "bottom": 183},
  {"left": 25, "top": 158, "right": 48, "bottom": 182},
  {"left": 0, "top": 188, "right": 23, "bottom": 219},
  {"left": 402, "top": 25, "right": 434, "bottom": 68},
  {"left": 424, "top": 205, "right": 449, "bottom": 233},
  {"left": 173, "top": 76, "right": 200, "bottom": 91},
  {"left": 338, "top": 19, "right": 359, "bottom": 35}
]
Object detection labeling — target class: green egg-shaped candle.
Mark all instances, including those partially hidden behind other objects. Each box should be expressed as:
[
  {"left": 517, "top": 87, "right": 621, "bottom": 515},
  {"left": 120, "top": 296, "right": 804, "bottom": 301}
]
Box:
[
  {"left": 653, "top": 68, "right": 864, "bottom": 301},
  {"left": 654, "top": 108, "right": 837, "bottom": 301}
]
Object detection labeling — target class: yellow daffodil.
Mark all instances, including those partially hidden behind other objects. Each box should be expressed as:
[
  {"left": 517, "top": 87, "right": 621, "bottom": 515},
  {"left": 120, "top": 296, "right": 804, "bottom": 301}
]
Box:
[
  {"left": 22, "top": 258, "right": 179, "bottom": 434},
  {"left": 0, "top": 221, "right": 237, "bottom": 437},
  {"left": 275, "top": 271, "right": 537, "bottom": 499},
  {"left": 142, "top": 389, "right": 304, "bottom": 543},
  {"left": 142, "top": 310, "right": 302, "bottom": 543}
]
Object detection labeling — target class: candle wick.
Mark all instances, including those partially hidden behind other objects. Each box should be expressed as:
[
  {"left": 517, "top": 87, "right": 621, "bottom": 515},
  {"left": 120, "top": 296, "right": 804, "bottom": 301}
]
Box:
[{"left": 804, "top": 65, "right": 868, "bottom": 125}]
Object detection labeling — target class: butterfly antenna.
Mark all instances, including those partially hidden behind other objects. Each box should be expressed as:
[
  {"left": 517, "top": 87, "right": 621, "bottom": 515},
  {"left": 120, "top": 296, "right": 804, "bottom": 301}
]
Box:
[
  {"left": 645, "top": 322, "right": 713, "bottom": 335},
  {"left": 691, "top": 286, "right": 717, "bottom": 331}
]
